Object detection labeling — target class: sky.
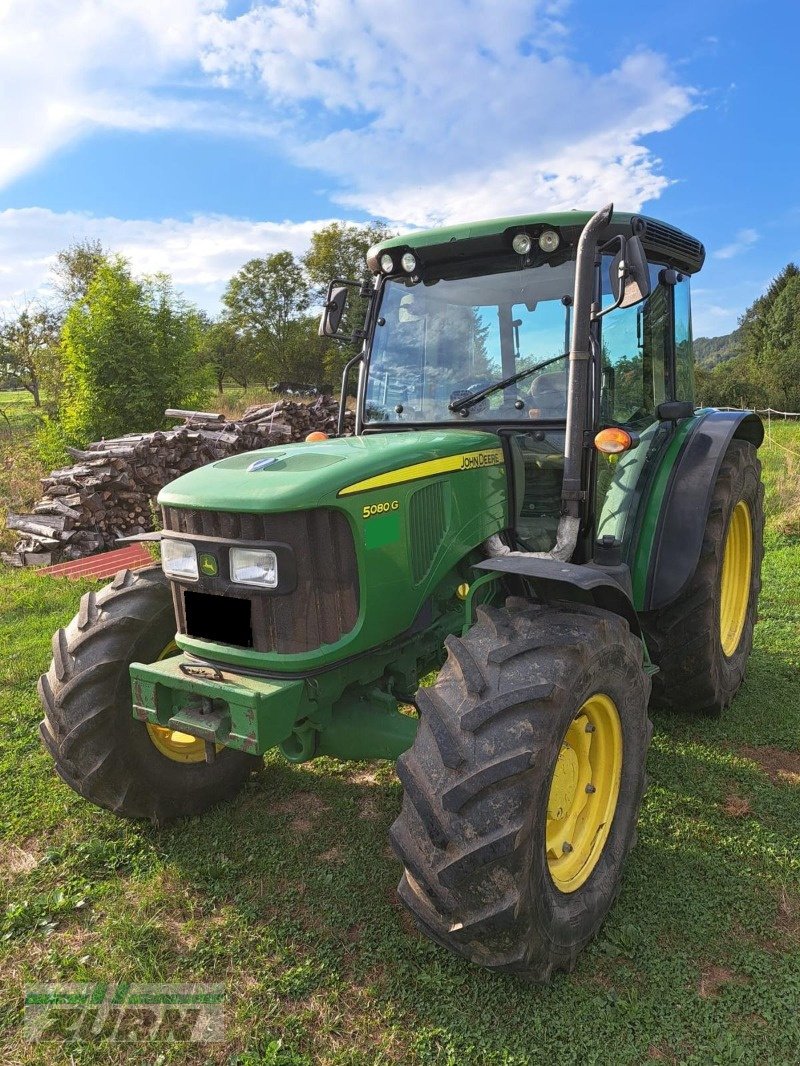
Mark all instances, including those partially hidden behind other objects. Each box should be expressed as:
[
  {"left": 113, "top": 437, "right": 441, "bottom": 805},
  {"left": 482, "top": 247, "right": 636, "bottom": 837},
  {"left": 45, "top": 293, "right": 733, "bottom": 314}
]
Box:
[{"left": 1, "top": 0, "right": 799, "bottom": 338}]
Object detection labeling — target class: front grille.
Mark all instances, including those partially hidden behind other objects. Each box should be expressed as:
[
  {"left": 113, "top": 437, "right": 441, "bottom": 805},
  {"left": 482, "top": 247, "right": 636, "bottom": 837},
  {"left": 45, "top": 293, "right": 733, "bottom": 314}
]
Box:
[
  {"left": 162, "top": 506, "right": 359, "bottom": 654},
  {"left": 409, "top": 481, "right": 448, "bottom": 583}
]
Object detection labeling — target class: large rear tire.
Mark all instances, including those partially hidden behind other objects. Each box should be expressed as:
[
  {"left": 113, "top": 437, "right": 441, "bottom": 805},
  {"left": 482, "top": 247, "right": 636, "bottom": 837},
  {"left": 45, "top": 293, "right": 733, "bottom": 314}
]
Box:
[
  {"left": 390, "top": 599, "right": 652, "bottom": 981},
  {"left": 39, "top": 567, "right": 259, "bottom": 822},
  {"left": 641, "top": 438, "right": 764, "bottom": 715}
]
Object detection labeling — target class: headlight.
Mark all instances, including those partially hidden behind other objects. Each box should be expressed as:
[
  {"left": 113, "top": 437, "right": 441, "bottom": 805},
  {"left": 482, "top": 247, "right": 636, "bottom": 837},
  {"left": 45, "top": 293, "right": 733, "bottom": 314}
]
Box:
[
  {"left": 512, "top": 233, "right": 532, "bottom": 255},
  {"left": 401, "top": 252, "right": 417, "bottom": 273},
  {"left": 380, "top": 253, "right": 394, "bottom": 273},
  {"left": 538, "top": 230, "right": 560, "bottom": 253},
  {"left": 161, "top": 539, "right": 198, "bottom": 581},
  {"left": 230, "top": 547, "right": 278, "bottom": 588}
]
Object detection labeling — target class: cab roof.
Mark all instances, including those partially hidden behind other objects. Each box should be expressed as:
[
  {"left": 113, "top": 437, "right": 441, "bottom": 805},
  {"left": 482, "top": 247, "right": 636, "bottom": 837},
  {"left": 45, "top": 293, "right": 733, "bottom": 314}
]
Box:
[{"left": 367, "top": 210, "right": 705, "bottom": 277}]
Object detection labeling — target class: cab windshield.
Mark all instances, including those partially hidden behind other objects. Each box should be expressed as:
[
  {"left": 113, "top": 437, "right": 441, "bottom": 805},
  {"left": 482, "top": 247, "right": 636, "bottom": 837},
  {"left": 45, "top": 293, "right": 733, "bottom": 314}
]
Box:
[{"left": 364, "top": 259, "right": 576, "bottom": 424}]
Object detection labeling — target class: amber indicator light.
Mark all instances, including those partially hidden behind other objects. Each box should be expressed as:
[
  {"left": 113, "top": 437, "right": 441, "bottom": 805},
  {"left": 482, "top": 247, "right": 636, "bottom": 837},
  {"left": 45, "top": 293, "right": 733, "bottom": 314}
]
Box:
[{"left": 594, "top": 428, "right": 634, "bottom": 454}]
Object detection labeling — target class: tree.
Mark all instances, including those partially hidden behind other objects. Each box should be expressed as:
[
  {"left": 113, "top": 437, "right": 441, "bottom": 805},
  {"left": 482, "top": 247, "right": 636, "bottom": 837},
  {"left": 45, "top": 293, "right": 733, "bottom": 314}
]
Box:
[
  {"left": 222, "top": 252, "right": 325, "bottom": 384},
  {"left": 60, "top": 258, "right": 210, "bottom": 444},
  {"left": 0, "top": 303, "right": 60, "bottom": 406},
  {"left": 52, "top": 239, "right": 109, "bottom": 307},
  {"left": 762, "top": 274, "right": 800, "bottom": 410},
  {"left": 304, "top": 222, "right": 395, "bottom": 384},
  {"left": 303, "top": 221, "right": 394, "bottom": 299},
  {"left": 198, "top": 319, "right": 256, "bottom": 393},
  {"left": 694, "top": 355, "right": 768, "bottom": 410}
]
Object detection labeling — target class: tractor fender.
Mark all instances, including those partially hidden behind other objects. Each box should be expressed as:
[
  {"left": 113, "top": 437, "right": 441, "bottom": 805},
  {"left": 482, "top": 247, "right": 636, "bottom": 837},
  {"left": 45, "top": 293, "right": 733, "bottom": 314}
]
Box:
[
  {"left": 473, "top": 555, "right": 641, "bottom": 637},
  {"left": 643, "top": 409, "right": 764, "bottom": 611}
]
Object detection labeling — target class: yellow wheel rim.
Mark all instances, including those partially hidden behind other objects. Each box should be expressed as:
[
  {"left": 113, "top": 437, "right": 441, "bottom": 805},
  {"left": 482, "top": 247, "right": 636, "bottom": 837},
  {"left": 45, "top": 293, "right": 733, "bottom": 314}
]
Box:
[
  {"left": 720, "top": 500, "right": 753, "bottom": 658},
  {"left": 546, "top": 694, "right": 623, "bottom": 893},
  {"left": 145, "top": 640, "right": 209, "bottom": 764}
]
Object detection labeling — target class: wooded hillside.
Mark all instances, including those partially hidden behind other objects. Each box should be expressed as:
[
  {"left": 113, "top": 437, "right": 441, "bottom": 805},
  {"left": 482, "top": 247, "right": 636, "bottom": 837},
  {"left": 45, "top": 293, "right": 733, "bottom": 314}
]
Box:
[{"left": 694, "top": 264, "right": 800, "bottom": 411}]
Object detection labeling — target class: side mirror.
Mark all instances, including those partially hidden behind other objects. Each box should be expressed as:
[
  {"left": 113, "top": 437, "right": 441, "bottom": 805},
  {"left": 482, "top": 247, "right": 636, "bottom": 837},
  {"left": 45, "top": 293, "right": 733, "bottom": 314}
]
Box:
[
  {"left": 609, "top": 235, "right": 651, "bottom": 309},
  {"left": 319, "top": 284, "right": 349, "bottom": 337}
]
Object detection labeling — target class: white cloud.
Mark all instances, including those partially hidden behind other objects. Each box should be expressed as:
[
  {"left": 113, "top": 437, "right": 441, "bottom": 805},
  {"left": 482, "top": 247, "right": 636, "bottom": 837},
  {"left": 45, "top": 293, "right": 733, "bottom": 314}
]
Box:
[
  {"left": 0, "top": 3, "right": 702, "bottom": 319},
  {"left": 0, "top": 207, "right": 339, "bottom": 313},
  {"left": 714, "top": 228, "right": 759, "bottom": 260},
  {"left": 0, "top": 1, "right": 697, "bottom": 227},
  {"left": 197, "top": 3, "right": 696, "bottom": 225},
  {"left": 0, "top": 0, "right": 228, "bottom": 188}
]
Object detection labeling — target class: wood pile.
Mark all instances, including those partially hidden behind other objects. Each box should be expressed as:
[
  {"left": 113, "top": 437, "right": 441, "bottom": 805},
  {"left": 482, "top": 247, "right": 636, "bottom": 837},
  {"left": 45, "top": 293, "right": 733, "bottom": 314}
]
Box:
[{"left": 3, "top": 396, "right": 354, "bottom": 568}]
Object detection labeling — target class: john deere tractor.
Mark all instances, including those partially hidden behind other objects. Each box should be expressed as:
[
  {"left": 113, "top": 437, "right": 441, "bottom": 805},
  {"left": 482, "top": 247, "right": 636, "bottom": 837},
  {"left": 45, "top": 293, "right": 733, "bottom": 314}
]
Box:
[{"left": 40, "top": 205, "right": 764, "bottom": 981}]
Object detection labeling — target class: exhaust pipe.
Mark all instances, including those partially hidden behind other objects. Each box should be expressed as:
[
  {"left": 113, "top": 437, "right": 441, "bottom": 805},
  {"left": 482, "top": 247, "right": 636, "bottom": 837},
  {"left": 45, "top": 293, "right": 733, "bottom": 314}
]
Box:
[{"left": 486, "top": 204, "right": 613, "bottom": 562}]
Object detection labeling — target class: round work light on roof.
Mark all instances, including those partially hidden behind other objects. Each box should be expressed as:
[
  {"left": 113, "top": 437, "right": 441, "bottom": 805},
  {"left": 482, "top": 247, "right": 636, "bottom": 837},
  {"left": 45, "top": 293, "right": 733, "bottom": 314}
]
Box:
[
  {"left": 380, "top": 253, "right": 394, "bottom": 273},
  {"left": 401, "top": 252, "right": 417, "bottom": 273},
  {"left": 512, "top": 233, "right": 532, "bottom": 255},
  {"left": 538, "top": 230, "right": 560, "bottom": 253}
]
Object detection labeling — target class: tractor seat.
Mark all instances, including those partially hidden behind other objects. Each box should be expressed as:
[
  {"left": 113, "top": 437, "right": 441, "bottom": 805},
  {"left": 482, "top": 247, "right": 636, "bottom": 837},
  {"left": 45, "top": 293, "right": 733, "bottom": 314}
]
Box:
[{"left": 529, "top": 370, "right": 568, "bottom": 419}]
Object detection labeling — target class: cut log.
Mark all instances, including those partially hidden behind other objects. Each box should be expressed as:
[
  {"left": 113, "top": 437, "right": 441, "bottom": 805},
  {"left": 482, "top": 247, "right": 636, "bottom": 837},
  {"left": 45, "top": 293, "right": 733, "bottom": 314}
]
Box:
[
  {"left": 7, "top": 513, "right": 67, "bottom": 536},
  {"left": 6, "top": 395, "right": 352, "bottom": 567},
  {"left": 164, "top": 408, "right": 226, "bottom": 422}
]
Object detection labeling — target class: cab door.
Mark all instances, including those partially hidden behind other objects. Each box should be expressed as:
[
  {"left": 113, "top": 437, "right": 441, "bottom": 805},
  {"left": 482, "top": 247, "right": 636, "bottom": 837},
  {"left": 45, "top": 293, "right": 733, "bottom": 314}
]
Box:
[{"left": 594, "top": 264, "right": 693, "bottom": 559}]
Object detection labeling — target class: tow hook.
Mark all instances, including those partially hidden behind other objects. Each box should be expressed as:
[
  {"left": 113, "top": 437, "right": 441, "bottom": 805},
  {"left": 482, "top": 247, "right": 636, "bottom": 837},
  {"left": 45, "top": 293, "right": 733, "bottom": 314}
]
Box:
[{"left": 179, "top": 662, "right": 226, "bottom": 682}]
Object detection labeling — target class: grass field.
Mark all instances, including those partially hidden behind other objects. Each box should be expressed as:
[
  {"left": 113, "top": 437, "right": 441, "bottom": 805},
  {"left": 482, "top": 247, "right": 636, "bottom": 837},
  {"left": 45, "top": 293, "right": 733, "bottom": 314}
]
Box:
[{"left": 1, "top": 398, "right": 799, "bottom": 1064}]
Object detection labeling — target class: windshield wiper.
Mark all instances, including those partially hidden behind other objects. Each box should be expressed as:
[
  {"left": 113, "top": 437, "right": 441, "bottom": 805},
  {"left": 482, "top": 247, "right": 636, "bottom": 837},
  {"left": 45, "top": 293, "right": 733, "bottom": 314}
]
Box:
[{"left": 448, "top": 351, "right": 568, "bottom": 414}]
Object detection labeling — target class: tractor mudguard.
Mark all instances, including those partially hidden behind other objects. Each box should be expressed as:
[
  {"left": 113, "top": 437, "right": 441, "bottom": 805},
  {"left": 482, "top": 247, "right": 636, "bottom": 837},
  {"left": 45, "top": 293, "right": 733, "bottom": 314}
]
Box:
[
  {"left": 642, "top": 409, "right": 764, "bottom": 612},
  {"left": 473, "top": 555, "right": 641, "bottom": 637}
]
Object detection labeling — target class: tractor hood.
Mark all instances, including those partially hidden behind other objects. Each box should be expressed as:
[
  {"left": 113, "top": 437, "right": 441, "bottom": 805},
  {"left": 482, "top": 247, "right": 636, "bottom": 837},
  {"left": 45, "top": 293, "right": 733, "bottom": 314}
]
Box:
[{"left": 158, "top": 429, "right": 504, "bottom": 513}]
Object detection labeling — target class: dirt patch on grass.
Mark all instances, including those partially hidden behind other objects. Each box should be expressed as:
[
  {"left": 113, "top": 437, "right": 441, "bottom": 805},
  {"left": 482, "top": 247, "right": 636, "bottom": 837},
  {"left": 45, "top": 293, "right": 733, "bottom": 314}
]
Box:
[
  {"left": 698, "top": 964, "right": 750, "bottom": 998},
  {"left": 359, "top": 795, "right": 382, "bottom": 821},
  {"left": 272, "top": 791, "right": 330, "bottom": 833},
  {"left": 318, "top": 846, "right": 345, "bottom": 865},
  {"left": 722, "top": 793, "right": 752, "bottom": 818},
  {"left": 0, "top": 840, "right": 41, "bottom": 876},
  {"left": 0, "top": 924, "right": 99, "bottom": 989},
  {"left": 776, "top": 888, "right": 800, "bottom": 944},
  {"left": 738, "top": 745, "right": 800, "bottom": 786},
  {"left": 282, "top": 971, "right": 406, "bottom": 1065},
  {"left": 345, "top": 921, "right": 364, "bottom": 943},
  {"left": 647, "top": 1045, "right": 678, "bottom": 1063},
  {"left": 348, "top": 768, "right": 380, "bottom": 786},
  {"left": 730, "top": 886, "right": 800, "bottom": 955}
]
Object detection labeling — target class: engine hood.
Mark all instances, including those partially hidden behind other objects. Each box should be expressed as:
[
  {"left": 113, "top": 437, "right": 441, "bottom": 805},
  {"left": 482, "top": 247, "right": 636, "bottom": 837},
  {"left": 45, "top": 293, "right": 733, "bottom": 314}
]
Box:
[{"left": 158, "top": 429, "right": 504, "bottom": 513}]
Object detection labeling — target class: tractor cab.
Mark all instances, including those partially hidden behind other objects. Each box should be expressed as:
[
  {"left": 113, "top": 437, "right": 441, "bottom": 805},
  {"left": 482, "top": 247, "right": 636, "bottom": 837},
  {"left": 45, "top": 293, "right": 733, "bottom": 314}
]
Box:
[{"left": 323, "top": 210, "right": 703, "bottom": 563}]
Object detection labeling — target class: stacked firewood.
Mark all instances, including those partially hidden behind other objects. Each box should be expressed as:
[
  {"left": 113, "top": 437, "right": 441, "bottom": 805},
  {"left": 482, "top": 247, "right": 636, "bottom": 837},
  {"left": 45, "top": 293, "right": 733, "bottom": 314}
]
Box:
[{"left": 3, "top": 396, "right": 354, "bottom": 567}]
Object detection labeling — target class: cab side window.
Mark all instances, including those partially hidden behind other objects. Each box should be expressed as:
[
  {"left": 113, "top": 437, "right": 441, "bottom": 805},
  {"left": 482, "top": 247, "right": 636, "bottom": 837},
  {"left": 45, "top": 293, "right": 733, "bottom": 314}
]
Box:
[
  {"left": 673, "top": 273, "right": 694, "bottom": 404},
  {"left": 599, "top": 262, "right": 668, "bottom": 427}
]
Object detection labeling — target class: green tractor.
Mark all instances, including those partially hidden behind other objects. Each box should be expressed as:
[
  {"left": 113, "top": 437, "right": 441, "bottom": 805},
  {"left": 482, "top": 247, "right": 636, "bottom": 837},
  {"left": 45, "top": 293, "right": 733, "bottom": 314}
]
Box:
[{"left": 40, "top": 205, "right": 764, "bottom": 981}]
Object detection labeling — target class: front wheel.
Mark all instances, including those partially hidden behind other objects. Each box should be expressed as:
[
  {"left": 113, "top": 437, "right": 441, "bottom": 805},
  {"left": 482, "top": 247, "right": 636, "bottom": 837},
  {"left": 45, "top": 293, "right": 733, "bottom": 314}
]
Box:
[
  {"left": 39, "top": 567, "right": 259, "bottom": 822},
  {"left": 390, "top": 599, "right": 652, "bottom": 981}
]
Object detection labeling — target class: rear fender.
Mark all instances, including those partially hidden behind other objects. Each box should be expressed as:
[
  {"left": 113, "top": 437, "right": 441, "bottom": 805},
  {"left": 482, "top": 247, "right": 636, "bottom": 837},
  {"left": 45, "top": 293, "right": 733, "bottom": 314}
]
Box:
[{"left": 642, "top": 409, "right": 763, "bottom": 611}]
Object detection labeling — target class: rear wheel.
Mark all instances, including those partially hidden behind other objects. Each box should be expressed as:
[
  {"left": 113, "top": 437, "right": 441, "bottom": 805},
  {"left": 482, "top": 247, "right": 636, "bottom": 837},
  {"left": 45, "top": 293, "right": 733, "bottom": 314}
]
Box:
[
  {"left": 39, "top": 567, "right": 259, "bottom": 822},
  {"left": 390, "top": 599, "right": 652, "bottom": 981},
  {"left": 641, "top": 438, "right": 764, "bottom": 715}
]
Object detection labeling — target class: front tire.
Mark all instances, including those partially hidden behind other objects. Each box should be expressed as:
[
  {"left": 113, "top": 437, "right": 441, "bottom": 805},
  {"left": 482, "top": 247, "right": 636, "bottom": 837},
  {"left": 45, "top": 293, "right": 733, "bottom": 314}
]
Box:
[
  {"left": 390, "top": 599, "right": 652, "bottom": 981},
  {"left": 39, "top": 567, "right": 259, "bottom": 822}
]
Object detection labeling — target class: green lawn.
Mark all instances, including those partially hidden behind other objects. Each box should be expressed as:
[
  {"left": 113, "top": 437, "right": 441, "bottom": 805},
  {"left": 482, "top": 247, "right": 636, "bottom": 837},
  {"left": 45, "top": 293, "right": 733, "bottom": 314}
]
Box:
[{"left": 1, "top": 418, "right": 799, "bottom": 1064}]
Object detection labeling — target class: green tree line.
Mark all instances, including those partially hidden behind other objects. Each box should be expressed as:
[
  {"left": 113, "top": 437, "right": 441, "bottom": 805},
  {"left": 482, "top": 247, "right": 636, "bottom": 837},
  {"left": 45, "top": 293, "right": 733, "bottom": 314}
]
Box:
[
  {"left": 695, "top": 264, "right": 800, "bottom": 411},
  {"left": 0, "top": 221, "right": 391, "bottom": 458}
]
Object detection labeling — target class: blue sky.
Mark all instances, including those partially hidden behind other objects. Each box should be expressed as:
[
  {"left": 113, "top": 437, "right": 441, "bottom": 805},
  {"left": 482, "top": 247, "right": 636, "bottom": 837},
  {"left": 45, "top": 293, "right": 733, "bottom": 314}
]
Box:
[{"left": 1, "top": 0, "right": 798, "bottom": 337}]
